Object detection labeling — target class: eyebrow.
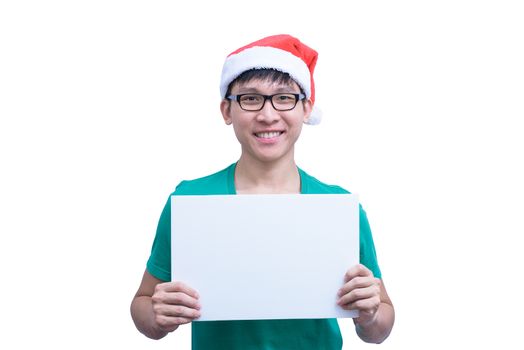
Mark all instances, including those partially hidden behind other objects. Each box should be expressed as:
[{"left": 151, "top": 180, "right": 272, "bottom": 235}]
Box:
[{"left": 235, "top": 86, "right": 300, "bottom": 94}]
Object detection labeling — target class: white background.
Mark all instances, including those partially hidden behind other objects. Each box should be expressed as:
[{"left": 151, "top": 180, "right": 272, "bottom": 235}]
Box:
[{"left": 1, "top": 1, "right": 523, "bottom": 349}]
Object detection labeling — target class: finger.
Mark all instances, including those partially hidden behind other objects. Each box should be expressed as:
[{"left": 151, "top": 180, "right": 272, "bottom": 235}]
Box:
[
  {"left": 344, "top": 264, "right": 373, "bottom": 283},
  {"left": 152, "top": 290, "right": 201, "bottom": 313},
  {"left": 338, "top": 276, "right": 378, "bottom": 296},
  {"left": 163, "top": 292, "right": 201, "bottom": 310},
  {"left": 157, "top": 281, "right": 200, "bottom": 299},
  {"left": 337, "top": 284, "right": 380, "bottom": 306},
  {"left": 155, "top": 314, "right": 194, "bottom": 330},
  {"left": 160, "top": 304, "right": 202, "bottom": 319},
  {"left": 340, "top": 295, "right": 381, "bottom": 312}
]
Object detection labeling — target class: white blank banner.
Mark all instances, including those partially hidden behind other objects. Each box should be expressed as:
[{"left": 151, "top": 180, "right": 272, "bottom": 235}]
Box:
[{"left": 171, "top": 194, "right": 360, "bottom": 321}]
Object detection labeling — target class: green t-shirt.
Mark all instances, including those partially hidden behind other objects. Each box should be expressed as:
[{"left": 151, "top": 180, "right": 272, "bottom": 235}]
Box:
[{"left": 147, "top": 163, "right": 381, "bottom": 350}]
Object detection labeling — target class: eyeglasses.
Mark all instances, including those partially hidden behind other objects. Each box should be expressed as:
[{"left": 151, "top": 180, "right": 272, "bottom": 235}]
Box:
[{"left": 227, "top": 93, "right": 306, "bottom": 111}]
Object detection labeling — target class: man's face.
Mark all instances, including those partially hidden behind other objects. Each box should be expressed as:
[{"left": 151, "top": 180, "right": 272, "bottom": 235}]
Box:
[{"left": 221, "top": 78, "right": 312, "bottom": 164}]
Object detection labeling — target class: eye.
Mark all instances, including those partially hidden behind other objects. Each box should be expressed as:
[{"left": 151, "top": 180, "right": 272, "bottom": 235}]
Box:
[
  {"left": 276, "top": 94, "right": 294, "bottom": 101},
  {"left": 240, "top": 94, "right": 263, "bottom": 104},
  {"left": 273, "top": 94, "right": 297, "bottom": 106}
]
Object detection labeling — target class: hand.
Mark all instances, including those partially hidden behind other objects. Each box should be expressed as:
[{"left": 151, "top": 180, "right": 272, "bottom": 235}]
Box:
[
  {"left": 151, "top": 281, "right": 201, "bottom": 333},
  {"left": 337, "top": 264, "right": 381, "bottom": 328}
]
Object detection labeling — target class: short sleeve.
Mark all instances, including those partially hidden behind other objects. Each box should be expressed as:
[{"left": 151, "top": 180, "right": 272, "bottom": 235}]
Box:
[
  {"left": 146, "top": 196, "right": 172, "bottom": 282},
  {"left": 359, "top": 205, "right": 382, "bottom": 279}
]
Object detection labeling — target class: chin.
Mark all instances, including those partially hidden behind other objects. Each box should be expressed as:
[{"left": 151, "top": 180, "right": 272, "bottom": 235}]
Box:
[{"left": 254, "top": 149, "right": 293, "bottom": 163}]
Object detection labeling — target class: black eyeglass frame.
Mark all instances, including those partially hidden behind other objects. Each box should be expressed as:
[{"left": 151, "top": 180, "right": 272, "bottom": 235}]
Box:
[{"left": 226, "top": 93, "right": 306, "bottom": 111}]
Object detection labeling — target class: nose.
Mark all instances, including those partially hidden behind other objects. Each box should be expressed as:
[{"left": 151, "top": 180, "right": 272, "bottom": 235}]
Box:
[{"left": 256, "top": 98, "right": 280, "bottom": 124}]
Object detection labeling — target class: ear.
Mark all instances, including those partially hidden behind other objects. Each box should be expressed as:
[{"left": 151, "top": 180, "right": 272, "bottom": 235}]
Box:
[
  {"left": 220, "top": 99, "right": 233, "bottom": 125},
  {"left": 302, "top": 99, "right": 314, "bottom": 124}
]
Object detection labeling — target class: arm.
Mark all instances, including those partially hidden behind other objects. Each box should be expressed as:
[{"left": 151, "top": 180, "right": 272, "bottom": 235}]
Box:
[
  {"left": 337, "top": 264, "right": 395, "bottom": 344},
  {"left": 130, "top": 270, "right": 201, "bottom": 340}
]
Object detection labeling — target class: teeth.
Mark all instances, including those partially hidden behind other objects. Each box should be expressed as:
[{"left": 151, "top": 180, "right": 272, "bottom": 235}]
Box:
[{"left": 256, "top": 131, "right": 281, "bottom": 139}]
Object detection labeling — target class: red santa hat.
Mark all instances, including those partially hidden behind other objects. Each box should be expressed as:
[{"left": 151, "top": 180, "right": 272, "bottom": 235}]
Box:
[{"left": 220, "top": 34, "right": 322, "bottom": 125}]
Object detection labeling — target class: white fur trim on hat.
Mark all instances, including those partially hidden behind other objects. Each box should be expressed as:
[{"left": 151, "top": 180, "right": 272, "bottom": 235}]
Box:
[{"left": 220, "top": 46, "right": 312, "bottom": 99}]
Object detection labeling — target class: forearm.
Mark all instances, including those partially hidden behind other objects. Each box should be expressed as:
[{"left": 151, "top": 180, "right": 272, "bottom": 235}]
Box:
[
  {"left": 354, "top": 302, "right": 395, "bottom": 344},
  {"left": 131, "top": 295, "right": 176, "bottom": 340}
]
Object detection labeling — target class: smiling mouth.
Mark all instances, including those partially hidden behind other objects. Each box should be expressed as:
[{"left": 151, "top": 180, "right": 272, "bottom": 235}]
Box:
[{"left": 254, "top": 131, "right": 283, "bottom": 139}]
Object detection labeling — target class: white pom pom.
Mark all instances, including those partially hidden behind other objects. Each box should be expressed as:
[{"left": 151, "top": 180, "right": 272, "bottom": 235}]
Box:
[{"left": 305, "top": 105, "right": 322, "bottom": 125}]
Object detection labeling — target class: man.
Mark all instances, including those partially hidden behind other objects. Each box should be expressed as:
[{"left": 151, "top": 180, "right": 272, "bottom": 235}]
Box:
[{"left": 131, "top": 34, "right": 394, "bottom": 349}]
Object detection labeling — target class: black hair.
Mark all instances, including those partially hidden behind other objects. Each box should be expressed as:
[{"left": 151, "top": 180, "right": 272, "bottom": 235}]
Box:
[{"left": 225, "top": 68, "right": 304, "bottom": 97}]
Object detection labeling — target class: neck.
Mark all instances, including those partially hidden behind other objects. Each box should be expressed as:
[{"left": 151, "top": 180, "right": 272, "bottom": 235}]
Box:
[{"left": 235, "top": 154, "right": 300, "bottom": 194}]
